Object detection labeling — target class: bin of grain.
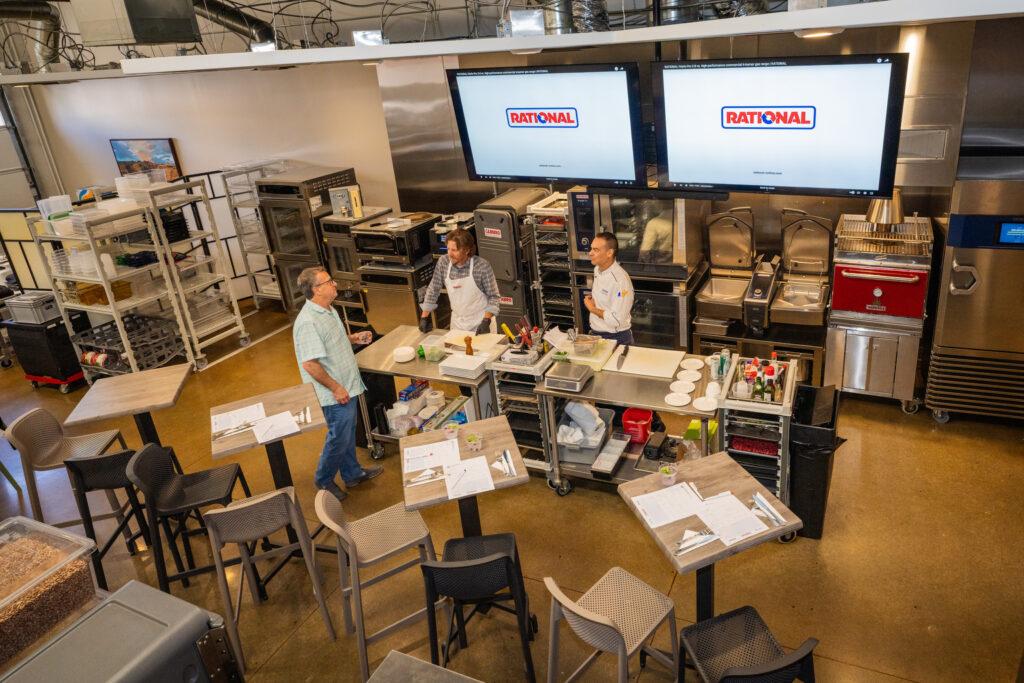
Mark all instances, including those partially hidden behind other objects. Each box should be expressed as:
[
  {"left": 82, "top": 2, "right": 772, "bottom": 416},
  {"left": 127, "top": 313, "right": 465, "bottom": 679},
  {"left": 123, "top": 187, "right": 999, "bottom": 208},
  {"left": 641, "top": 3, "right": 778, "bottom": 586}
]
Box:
[{"left": 0, "top": 517, "right": 97, "bottom": 668}]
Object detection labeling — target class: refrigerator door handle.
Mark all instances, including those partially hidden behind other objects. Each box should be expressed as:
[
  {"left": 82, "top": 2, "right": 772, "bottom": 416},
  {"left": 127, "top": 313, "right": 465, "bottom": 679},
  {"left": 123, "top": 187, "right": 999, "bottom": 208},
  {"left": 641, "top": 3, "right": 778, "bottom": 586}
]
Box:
[{"left": 949, "top": 259, "right": 979, "bottom": 296}]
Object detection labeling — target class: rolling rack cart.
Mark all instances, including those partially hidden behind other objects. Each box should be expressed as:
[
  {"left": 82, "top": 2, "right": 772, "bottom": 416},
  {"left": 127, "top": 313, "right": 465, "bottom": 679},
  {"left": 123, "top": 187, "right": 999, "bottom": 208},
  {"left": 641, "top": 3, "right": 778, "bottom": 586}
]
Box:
[
  {"left": 31, "top": 201, "right": 194, "bottom": 383},
  {"left": 527, "top": 193, "right": 577, "bottom": 330},
  {"left": 143, "top": 181, "right": 249, "bottom": 370},
  {"left": 720, "top": 354, "right": 798, "bottom": 542},
  {"left": 486, "top": 347, "right": 558, "bottom": 475},
  {"left": 222, "top": 161, "right": 284, "bottom": 310}
]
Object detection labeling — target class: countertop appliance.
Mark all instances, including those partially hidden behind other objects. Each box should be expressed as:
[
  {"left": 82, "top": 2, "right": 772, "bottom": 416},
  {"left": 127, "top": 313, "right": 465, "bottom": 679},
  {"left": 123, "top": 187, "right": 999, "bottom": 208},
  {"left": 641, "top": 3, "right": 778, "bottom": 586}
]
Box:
[
  {"left": 925, "top": 180, "right": 1024, "bottom": 423},
  {"left": 543, "top": 362, "right": 594, "bottom": 393},
  {"left": 358, "top": 258, "right": 435, "bottom": 336},
  {"left": 257, "top": 165, "right": 357, "bottom": 314},
  {"left": 769, "top": 209, "right": 833, "bottom": 327},
  {"left": 351, "top": 211, "right": 439, "bottom": 266},
  {"left": 824, "top": 212, "right": 934, "bottom": 413},
  {"left": 568, "top": 187, "right": 707, "bottom": 281},
  {"left": 475, "top": 188, "right": 549, "bottom": 329},
  {"left": 696, "top": 207, "right": 755, "bottom": 323},
  {"left": 432, "top": 213, "right": 475, "bottom": 259}
]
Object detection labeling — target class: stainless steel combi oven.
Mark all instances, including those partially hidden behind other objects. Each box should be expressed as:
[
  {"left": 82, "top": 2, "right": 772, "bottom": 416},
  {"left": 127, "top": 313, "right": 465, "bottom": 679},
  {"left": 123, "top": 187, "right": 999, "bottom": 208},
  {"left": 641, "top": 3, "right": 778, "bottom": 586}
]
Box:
[
  {"left": 351, "top": 212, "right": 439, "bottom": 265},
  {"left": 567, "top": 187, "right": 707, "bottom": 280}
]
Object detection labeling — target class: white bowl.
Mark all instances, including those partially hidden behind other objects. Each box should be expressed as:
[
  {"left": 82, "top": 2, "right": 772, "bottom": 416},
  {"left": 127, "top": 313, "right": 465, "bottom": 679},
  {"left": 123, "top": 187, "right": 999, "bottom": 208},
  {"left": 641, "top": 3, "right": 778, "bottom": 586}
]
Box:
[
  {"left": 393, "top": 346, "right": 416, "bottom": 363},
  {"left": 705, "top": 382, "right": 721, "bottom": 398},
  {"left": 670, "top": 380, "right": 696, "bottom": 394}
]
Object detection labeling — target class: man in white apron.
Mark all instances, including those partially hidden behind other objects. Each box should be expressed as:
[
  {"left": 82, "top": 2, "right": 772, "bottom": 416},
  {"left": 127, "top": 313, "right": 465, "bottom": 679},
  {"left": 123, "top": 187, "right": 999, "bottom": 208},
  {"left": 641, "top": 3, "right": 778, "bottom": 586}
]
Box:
[{"left": 420, "top": 228, "right": 500, "bottom": 335}]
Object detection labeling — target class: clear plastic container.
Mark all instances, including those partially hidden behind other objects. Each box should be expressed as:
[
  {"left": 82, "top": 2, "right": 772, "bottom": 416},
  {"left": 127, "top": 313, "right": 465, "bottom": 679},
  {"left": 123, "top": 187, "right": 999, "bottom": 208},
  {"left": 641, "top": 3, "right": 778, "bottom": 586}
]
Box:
[
  {"left": 421, "top": 334, "right": 447, "bottom": 362},
  {"left": 0, "top": 517, "right": 97, "bottom": 668}
]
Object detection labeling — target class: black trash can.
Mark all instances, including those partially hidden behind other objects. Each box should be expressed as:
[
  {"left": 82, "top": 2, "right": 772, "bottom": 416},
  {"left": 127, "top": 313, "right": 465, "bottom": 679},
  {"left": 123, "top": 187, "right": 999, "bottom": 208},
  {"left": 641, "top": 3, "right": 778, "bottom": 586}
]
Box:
[{"left": 789, "top": 386, "right": 843, "bottom": 539}]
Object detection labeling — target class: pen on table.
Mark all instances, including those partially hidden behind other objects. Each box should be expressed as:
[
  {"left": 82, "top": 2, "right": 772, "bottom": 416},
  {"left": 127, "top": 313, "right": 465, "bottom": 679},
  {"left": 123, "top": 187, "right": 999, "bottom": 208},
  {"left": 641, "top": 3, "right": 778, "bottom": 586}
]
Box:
[
  {"left": 504, "top": 449, "right": 517, "bottom": 477},
  {"left": 450, "top": 468, "right": 466, "bottom": 491}
]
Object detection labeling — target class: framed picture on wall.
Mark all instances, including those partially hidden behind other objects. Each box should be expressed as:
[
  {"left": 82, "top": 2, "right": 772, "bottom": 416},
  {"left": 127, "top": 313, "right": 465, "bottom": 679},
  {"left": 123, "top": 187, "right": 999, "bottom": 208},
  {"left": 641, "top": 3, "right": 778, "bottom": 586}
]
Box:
[{"left": 110, "top": 138, "right": 183, "bottom": 181}]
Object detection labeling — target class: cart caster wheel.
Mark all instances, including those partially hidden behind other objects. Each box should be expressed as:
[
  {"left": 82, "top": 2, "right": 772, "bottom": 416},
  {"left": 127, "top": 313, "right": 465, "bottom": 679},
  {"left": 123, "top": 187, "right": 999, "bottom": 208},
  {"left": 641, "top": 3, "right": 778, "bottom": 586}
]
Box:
[
  {"left": 370, "top": 444, "right": 386, "bottom": 460},
  {"left": 194, "top": 356, "right": 209, "bottom": 371},
  {"left": 931, "top": 409, "right": 950, "bottom": 424},
  {"left": 547, "top": 478, "right": 557, "bottom": 491},
  {"left": 901, "top": 400, "right": 920, "bottom": 415},
  {"left": 59, "top": 383, "right": 71, "bottom": 394},
  {"left": 556, "top": 480, "right": 574, "bottom": 496},
  {"left": 239, "top": 335, "right": 251, "bottom": 348},
  {"left": 1, "top": 359, "right": 11, "bottom": 368},
  {"left": 30, "top": 380, "right": 39, "bottom": 388},
  {"left": 778, "top": 532, "right": 797, "bottom": 544}
]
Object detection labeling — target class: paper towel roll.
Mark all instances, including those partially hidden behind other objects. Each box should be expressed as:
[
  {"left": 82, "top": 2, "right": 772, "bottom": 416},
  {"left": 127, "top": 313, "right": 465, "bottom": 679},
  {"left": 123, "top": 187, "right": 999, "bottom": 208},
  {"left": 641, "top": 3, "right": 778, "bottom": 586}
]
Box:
[{"left": 425, "top": 390, "right": 446, "bottom": 406}]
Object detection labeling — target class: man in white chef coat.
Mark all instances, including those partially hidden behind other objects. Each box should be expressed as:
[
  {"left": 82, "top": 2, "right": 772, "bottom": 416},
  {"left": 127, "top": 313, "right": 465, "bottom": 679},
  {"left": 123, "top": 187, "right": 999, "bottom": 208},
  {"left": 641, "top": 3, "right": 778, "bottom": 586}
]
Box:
[{"left": 583, "top": 232, "right": 635, "bottom": 346}]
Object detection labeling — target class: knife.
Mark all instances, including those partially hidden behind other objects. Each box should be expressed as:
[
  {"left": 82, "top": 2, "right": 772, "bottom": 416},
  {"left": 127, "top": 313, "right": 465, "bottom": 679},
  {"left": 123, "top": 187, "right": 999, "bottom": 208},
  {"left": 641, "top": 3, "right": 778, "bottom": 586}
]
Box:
[{"left": 616, "top": 344, "right": 630, "bottom": 369}]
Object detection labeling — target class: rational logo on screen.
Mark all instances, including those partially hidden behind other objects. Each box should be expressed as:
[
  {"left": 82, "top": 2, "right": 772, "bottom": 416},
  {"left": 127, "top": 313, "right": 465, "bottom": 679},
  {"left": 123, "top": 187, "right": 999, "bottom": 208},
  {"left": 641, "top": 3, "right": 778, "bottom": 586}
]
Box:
[
  {"left": 721, "top": 106, "right": 816, "bottom": 130},
  {"left": 506, "top": 108, "right": 579, "bottom": 128}
]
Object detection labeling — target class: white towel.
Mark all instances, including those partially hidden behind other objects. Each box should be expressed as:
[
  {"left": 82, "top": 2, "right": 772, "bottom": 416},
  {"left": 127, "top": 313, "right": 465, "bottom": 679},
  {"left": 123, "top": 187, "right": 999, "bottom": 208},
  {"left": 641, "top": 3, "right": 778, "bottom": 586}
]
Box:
[
  {"left": 564, "top": 400, "right": 601, "bottom": 433},
  {"left": 557, "top": 424, "right": 585, "bottom": 445}
]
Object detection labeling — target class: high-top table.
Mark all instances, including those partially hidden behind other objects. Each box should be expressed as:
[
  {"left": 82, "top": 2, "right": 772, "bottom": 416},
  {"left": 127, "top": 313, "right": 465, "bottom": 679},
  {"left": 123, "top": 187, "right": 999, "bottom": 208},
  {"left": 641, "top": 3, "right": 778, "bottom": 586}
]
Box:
[
  {"left": 65, "top": 363, "right": 192, "bottom": 447},
  {"left": 400, "top": 415, "right": 528, "bottom": 537},
  {"left": 619, "top": 451, "right": 802, "bottom": 622}
]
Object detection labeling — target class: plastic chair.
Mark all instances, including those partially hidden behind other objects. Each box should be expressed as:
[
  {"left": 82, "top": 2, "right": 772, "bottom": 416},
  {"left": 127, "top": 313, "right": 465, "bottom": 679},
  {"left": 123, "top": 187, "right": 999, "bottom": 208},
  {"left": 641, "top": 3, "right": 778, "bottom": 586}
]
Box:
[
  {"left": 126, "top": 443, "right": 253, "bottom": 593},
  {"left": 315, "top": 489, "right": 444, "bottom": 682},
  {"left": 421, "top": 533, "right": 538, "bottom": 682},
  {"left": 678, "top": 605, "right": 818, "bottom": 683},
  {"left": 4, "top": 407, "right": 130, "bottom": 530},
  {"left": 64, "top": 448, "right": 149, "bottom": 590},
  {"left": 203, "top": 487, "right": 335, "bottom": 674},
  {"left": 544, "top": 568, "right": 677, "bottom": 683}
]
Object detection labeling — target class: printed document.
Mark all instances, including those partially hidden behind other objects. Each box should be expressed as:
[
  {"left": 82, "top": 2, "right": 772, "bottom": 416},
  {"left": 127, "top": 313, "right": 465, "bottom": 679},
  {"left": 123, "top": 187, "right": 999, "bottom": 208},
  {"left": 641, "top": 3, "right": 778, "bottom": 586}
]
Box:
[
  {"left": 403, "top": 439, "right": 462, "bottom": 474},
  {"left": 632, "top": 483, "right": 703, "bottom": 529},
  {"left": 211, "top": 403, "right": 265, "bottom": 434},
  {"left": 253, "top": 411, "right": 300, "bottom": 444},
  {"left": 697, "top": 492, "right": 768, "bottom": 546},
  {"left": 444, "top": 456, "right": 495, "bottom": 500}
]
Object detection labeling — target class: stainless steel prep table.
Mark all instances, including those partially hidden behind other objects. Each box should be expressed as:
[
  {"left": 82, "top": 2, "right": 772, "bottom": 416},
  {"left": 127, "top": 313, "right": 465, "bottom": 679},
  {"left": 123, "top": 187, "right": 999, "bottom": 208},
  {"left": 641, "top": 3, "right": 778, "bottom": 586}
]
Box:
[
  {"left": 534, "top": 353, "right": 719, "bottom": 495},
  {"left": 355, "top": 325, "right": 500, "bottom": 459}
]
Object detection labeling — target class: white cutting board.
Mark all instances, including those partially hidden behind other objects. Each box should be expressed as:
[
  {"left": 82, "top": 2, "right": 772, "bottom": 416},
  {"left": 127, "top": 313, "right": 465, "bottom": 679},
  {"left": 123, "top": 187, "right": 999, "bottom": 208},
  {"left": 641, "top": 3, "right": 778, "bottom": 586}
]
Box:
[
  {"left": 444, "top": 330, "right": 506, "bottom": 353},
  {"left": 566, "top": 338, "right": 618, "bottom": 370},
  {"left": 603, "top": 345, "right": 685, "bottom": 379}
]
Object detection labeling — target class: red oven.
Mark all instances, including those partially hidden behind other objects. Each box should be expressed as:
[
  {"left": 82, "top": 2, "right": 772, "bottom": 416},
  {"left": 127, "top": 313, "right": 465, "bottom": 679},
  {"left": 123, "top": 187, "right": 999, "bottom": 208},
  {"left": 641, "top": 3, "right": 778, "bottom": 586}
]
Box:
[{"left": 831, "top": 264, "right": 930, "bottom": 319}]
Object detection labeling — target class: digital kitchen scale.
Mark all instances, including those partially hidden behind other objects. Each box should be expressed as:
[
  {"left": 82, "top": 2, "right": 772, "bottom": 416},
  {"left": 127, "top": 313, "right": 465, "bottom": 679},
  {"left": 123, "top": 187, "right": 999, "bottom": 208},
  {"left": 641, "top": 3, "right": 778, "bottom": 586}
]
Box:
[{"left": 544, "top": 363, "right": 594, "bottom": 393}]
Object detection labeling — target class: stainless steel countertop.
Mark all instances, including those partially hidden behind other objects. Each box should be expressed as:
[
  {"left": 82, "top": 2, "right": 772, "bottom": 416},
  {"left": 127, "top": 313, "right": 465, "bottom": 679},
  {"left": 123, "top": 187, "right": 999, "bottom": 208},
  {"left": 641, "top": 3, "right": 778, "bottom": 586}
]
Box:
[
  {"left": 355, "top": 325, "right": 497, "bottom": 387},
  {"left": 534, "top": 352, "right": 718, "bottom": 418}
]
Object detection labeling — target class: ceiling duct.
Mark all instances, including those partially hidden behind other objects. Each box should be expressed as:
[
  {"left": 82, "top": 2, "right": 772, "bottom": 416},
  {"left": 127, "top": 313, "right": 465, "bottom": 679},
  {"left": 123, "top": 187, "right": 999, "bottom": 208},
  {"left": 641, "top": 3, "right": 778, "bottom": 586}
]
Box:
[
  {"left": 0, "top": 1, "right": 61, "bottom": 73},
  {"left": 192, "top": 0, "right": 277, "bottom": 48}
]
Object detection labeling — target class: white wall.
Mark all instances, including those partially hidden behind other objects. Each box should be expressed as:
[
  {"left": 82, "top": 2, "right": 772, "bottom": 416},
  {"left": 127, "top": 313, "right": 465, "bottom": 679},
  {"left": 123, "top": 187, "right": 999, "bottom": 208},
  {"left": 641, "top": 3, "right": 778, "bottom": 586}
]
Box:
[{"left": 27, "top": 61, "right": 400, "bottom": 209}]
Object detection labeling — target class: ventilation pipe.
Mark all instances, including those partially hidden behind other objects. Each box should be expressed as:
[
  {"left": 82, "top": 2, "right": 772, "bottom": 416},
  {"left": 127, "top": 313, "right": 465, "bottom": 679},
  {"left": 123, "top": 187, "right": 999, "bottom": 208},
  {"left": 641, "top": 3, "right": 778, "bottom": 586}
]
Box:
[
  {"left": 0, "top": 2, "right": 61, "bottom": 73},
  {"left": 192, "top": 0, "right": 278, "bottom": 49}
]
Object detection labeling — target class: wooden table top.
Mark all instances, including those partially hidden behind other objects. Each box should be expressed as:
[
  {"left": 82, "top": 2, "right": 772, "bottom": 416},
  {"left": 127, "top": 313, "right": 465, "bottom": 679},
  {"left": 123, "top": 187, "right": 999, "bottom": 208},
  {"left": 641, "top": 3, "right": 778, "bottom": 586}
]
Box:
[
  {"left": 210, "top": 383, "right": 326, "bottom": 459},
  {"left": 64, "top": 363, "right": 192, "bottom": 426},
  {"left": 618, "top": 452, "right": 802, "bottom": 574},
  {"left": 400, "top": 415, "right": 529, "bottom": 511}
]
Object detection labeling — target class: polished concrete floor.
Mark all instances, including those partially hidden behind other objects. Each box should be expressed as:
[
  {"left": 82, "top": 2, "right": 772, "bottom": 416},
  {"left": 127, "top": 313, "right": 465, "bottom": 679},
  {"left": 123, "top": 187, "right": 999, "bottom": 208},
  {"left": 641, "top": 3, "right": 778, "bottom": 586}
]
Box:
[{"left": 1, "top": 315, "right": 1022, "bottom": 682}]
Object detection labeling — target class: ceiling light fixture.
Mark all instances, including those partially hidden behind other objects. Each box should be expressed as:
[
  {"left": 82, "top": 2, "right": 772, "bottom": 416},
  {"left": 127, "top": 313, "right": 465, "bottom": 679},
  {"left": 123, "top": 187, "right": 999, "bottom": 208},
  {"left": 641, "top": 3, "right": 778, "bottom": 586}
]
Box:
[{"left": 794, "top": 27, "right": 845, "bottom": 39}]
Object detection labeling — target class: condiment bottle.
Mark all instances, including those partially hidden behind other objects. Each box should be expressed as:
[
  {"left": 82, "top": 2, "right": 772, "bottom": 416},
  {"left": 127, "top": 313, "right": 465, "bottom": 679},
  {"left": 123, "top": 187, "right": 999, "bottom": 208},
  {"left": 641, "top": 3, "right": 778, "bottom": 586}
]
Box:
[{"left": 464, "top": 336, "right": 474, "bottom": 356}]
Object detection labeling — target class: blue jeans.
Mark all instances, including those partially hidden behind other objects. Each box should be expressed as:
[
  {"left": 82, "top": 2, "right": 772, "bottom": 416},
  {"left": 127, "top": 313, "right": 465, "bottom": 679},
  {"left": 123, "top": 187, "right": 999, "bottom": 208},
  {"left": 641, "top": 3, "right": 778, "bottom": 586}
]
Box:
[
  {"left": 592, "top": 329, "right": 635, "bottom": 346},
  {"left": 315, "top": 400, "right": 364, "bottom": 488}
]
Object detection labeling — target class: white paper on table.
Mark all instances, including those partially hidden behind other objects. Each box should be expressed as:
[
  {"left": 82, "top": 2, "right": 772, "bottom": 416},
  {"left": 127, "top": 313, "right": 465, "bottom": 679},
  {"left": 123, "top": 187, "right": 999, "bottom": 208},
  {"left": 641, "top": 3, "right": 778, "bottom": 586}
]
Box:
[
  {"left": 631, "top": 483, "right": 703, "bottom": 529},
  {"left": 444, "top": 456, "right": 495, "bottom": 500},
  {"left": 697, "top": 492, "right": 768, "bottom": 546},
  {"left": 403, "top": 439, "right": 461, "bottom": 474},
  {"left": 211, "top": 403, "right": 265, "bottom": 433},
  {"left": 253, "top": 411, "right": 300, "bottom": 444}
]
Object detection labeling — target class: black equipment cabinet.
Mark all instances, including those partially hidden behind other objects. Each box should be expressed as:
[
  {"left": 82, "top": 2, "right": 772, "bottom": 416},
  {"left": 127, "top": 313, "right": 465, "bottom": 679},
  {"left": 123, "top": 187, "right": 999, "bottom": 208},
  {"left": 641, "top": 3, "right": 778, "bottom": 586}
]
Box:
[{"left": 2, "top": 311, "right": 89, "bottom": 381}]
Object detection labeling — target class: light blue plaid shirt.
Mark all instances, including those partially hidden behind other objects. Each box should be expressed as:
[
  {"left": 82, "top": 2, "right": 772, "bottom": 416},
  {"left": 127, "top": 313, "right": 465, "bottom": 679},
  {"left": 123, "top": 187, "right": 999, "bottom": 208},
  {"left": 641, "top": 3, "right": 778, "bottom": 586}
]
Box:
[{"left": 293, "top": 300, "right": 366, "bottom": 407}]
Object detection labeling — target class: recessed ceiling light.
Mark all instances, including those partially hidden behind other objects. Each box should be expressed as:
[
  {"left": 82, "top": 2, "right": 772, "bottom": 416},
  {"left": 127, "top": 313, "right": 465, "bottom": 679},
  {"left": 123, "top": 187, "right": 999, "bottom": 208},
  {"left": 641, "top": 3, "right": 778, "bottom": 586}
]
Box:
[{"left": 794, "top": 27, "right": 845, "bottom": 39}]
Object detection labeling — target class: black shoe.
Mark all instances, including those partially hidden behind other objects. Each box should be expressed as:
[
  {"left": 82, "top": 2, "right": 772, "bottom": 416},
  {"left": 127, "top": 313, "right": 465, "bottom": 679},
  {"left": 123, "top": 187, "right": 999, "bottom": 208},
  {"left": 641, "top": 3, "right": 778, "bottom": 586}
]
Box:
[
  {"left": 344, "top": 465, "right": 383, "bottom": 488},
  {"left": 318, "top": 481, "right": 348, "bottom": 502}
]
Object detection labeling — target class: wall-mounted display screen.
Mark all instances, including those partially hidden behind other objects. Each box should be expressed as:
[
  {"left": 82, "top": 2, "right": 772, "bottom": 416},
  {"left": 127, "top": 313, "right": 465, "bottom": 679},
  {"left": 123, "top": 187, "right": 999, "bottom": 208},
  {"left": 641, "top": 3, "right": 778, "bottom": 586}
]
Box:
[
  {"left": 447, "top": 64, "right": 646, "bottom": 187},
  {"left": 997, "top": 222, "right": 1024, "bottom": 245},
  {"left": 654, "top": 54, "right": 908, "bottom": 198}
]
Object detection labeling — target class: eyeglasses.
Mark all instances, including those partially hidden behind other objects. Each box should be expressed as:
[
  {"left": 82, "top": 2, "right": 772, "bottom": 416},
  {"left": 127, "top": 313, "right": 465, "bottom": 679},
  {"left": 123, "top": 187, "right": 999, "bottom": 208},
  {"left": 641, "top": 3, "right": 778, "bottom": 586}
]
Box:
[{"left": 313, "top": 278, "right": 336, "bottom": 289}]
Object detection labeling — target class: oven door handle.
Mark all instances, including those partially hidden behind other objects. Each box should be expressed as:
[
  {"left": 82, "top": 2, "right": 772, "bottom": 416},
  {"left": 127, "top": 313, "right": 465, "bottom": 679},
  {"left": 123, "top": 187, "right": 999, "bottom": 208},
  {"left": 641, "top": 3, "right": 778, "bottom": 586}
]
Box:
[
  {"left": 948, "top": 259, "right": 979, "bottom": 296},
  {"left": 840, "top": 270, "right": 920, "bottom": 284}
]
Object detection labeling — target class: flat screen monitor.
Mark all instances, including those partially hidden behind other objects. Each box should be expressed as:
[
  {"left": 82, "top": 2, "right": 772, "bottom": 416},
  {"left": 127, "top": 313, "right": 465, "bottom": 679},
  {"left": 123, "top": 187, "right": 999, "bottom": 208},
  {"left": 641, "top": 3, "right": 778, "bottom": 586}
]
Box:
[
  {"left": 654, "top": 54, "right": 908, "bottom": 198},
  {"left": 447, "top": 64, "right": 646, "bottom": 187}
]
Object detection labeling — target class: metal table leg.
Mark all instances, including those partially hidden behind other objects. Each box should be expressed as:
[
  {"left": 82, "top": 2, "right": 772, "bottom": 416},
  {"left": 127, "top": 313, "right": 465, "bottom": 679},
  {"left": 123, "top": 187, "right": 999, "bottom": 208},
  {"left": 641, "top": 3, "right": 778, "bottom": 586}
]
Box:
[
  {"left": 700, "top": 417, "right": 709, "bottom": 456},
  {"left": 458, "top": 496, "right": 483, "bottom": 537},
  {"left": 134, "top": 411, "right": 161, "bottom": 446},
  {"left": 696, "top": 564, "right": 715, "bottom": 622}
]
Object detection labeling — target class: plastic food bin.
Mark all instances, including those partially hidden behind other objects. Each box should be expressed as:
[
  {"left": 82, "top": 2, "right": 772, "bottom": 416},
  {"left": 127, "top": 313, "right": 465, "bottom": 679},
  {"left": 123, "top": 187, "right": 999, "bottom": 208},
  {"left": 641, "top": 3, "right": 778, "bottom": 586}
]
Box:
[
  {"left": 558, "top": 406, "right": 614, "bottom": 465},
  {"left": 621, "top": 408, "right": 653, "bottom": 445},
  {"left": 0, "top": 517, "right": 97, "bottom": 669},
  {"left": 420, "top": 334, "right": 447, "bottom": 362},
  {"left": 5, "top": 292, "right": 61, "bottom": 324}
]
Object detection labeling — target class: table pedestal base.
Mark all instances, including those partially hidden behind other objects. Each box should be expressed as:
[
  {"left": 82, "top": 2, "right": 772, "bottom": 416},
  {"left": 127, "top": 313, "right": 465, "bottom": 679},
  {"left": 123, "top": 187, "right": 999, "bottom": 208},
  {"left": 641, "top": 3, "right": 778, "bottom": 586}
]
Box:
[
  {"left": 696, "top": 564, "right": 715, "bottom": 622},
  {"left": 134, "top": 411, "right": 161, "bottom": 447}
]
